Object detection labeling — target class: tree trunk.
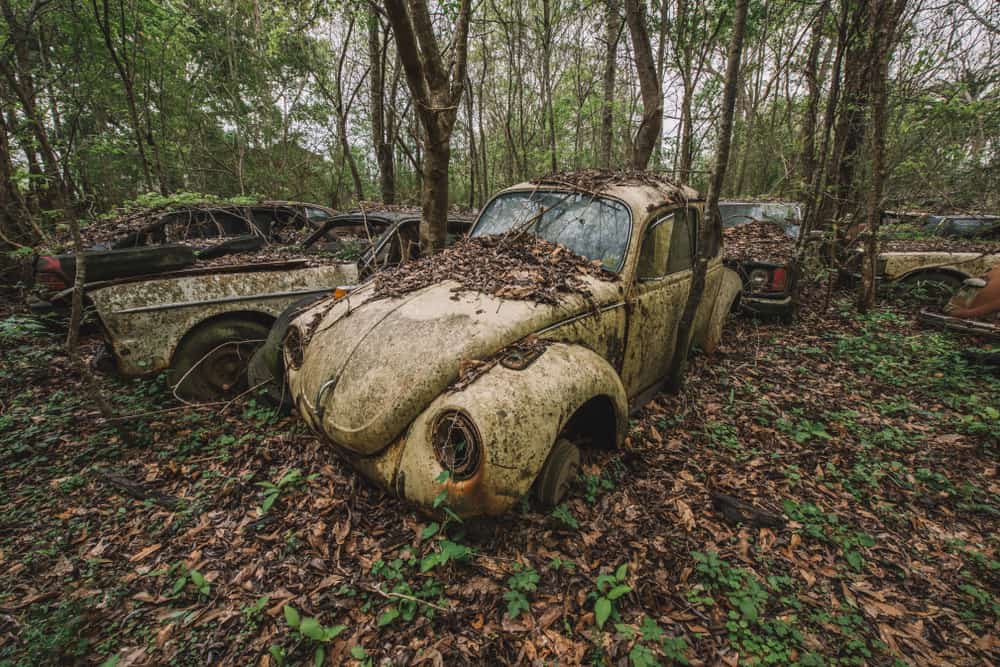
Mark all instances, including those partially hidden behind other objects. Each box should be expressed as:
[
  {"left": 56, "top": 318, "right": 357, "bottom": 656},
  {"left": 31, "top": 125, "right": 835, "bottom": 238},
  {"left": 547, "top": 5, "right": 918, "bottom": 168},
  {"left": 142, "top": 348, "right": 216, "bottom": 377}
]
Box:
[
  {"left": 541, "top": 0, "right": 558, "bottom": 173},
  {"left": 384, "top": 0, "right": 472, "bottom": 255},
  {"left": 624, "top": 0, "right": 663, "bottom": 169},
  {"left": 678, "top": 78, "right": 694, "bottom": 183},
  {"left": 600, "top": 0, "right": 620, "bottom": 168},
  {"left": 369, "top": 10, "right": 396, "bottom": 204},
  {"left": 421, "top": 131, "right": 450, "bottom": 250},
  {"left": 668, "top": 0, "right": 747, "bottom": 391},
  {"left": 65, "top": 212, "right": 135, "bottom": 446},
  {"left": 860, "top": 0, "right": 909, "bottom": 311}
]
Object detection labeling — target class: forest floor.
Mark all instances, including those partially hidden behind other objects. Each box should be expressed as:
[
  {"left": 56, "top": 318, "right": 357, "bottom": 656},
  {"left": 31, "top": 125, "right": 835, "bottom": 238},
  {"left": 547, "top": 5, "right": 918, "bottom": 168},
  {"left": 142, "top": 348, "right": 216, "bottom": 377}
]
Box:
[{"left": 0, "top": 286, "right": 997, "bottom": 667}]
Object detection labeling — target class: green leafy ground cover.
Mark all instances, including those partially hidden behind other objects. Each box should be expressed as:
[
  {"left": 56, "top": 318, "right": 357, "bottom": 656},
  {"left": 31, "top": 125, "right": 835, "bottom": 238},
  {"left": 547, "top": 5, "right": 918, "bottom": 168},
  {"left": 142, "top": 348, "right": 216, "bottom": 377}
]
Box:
[{"left": 0, "top": 290, "right": 996, "bottom": 666}]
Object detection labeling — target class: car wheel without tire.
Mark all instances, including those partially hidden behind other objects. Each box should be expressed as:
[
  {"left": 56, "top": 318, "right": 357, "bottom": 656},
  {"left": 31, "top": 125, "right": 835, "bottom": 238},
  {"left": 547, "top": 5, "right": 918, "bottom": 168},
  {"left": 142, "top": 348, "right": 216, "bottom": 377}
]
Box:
[
  {"left": 246, "top": 292, "right": 329, "bottom": 412},
  {"left": 901, "top": 271, "right": 963, "bottom": 300},
  {"left": 533, "top": 437, "right": 581, "bottom": 508},
  {"left": 169, "top": 317, "right": 270, "bottom": 402}
]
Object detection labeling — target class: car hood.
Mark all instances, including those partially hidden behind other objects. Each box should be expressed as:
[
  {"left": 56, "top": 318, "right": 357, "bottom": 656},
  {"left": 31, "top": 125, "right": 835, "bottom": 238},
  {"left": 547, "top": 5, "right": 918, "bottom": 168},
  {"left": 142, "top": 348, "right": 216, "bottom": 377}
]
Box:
[{"left": 287, "top": 276, "right": 623, "bottom": 455}]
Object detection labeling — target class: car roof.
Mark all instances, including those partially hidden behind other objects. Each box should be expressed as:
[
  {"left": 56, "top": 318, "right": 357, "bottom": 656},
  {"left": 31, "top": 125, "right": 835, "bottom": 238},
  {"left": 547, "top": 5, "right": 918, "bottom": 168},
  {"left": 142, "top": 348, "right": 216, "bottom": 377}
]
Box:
[{"left": 501, "top": 171, "right": 701, "bottom": 216}]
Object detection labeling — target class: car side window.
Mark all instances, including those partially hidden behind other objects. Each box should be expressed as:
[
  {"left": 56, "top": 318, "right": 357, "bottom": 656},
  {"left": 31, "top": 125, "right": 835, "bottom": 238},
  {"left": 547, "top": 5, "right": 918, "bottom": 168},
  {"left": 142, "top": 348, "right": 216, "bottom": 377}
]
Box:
[
  {"left": 636, "top": 213, "right": 674, "bottom": 279},
  {"left": 697, "top": 208, "right": 721, "bottom": 258},
  {"left": 666, "top": 209, "right": 696, "bottom": 274}
]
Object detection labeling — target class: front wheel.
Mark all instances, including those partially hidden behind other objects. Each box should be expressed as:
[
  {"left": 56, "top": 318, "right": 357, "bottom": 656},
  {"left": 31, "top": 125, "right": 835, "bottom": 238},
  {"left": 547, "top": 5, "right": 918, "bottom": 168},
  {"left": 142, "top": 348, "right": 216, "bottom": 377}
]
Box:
[
  {"left": 533, "top": 437, "right": 581, "bottom": 508},
  {"left": 169, "top": 317, "right": 270, "bottom": 402}
]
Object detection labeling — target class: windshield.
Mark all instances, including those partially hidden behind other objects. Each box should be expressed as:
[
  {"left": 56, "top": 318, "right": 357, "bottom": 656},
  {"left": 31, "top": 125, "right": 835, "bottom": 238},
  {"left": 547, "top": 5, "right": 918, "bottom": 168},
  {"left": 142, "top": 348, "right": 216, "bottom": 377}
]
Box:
[{"left": 472, "top": 190, "right": 631, "bottom": 272}]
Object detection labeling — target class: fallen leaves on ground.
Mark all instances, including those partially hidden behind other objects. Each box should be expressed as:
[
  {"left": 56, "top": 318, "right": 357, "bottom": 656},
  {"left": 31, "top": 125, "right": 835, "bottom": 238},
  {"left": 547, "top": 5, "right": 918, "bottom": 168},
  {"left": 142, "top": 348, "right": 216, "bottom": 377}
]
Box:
[{"left": 0, "top": 284, "right": 996, "bottom": 666}]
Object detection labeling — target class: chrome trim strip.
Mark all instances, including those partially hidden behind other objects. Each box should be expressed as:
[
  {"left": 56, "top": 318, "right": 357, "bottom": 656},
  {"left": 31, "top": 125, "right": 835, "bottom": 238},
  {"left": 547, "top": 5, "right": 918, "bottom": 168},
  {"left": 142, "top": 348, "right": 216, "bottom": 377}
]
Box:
[
  {"left": 536, "top": 301, "right": 626, "bottom": 335},
  {"left": 113, "top": 288, "right": 334, "bottom": 315}
]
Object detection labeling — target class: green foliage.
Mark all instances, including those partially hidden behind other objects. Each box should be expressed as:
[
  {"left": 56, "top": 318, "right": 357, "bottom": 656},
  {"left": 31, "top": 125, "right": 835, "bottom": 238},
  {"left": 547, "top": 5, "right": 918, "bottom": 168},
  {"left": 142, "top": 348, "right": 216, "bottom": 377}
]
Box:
[
  {"left": 691, "top": 551, "right": 809, "bottom": 665},
  {"left": 551, "top": 502, "right": 579, "bottom": 529},
  {"left": 504, "top": 564, "right": 540, "bottom": 619},
  {"left": 0, "top": 316, "right": 50, "bottom": 343},
  {"left": 592, "top": 563, "right": 631, "bottom": 629},
  {"left": 781, "top": 502, "right": 876, "bottom": 572},
  {"left": 256, "top": 468, "right": 316, "bottom": 514},
  {"left": 282, "top": 605, "right": 345, "bottom": 665},
  {"left": 0, "top": 600, "right": 90, "bottom": 664}
]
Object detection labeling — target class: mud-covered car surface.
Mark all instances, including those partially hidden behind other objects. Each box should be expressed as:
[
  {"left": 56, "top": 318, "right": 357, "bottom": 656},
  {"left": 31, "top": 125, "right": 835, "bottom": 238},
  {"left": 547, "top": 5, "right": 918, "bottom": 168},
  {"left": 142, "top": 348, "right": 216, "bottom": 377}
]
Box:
[
  {"left": 282, "top": 172, "right": 742, "bottom": 517},
  {"left": 246, "top": 211, "right": 475, "bottom": 406},
  {"left": 88, "top": 210, "right": 471, "bottom": 402}
]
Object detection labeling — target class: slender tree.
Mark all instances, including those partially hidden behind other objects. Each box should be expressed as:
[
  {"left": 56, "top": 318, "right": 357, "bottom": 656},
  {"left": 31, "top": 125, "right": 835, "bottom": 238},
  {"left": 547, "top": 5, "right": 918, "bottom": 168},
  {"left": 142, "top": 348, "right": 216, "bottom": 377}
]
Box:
[
  {"left": 859, "top": 0, "right": 910, "bottom": 311},
  {"left": 383, "top": 0, "right": 472, "bottom": 254},
  {"left": 623, "top": 0, "right": 662, "bottom": 169},
  {"left": 668, "top": 0, "right": 748, "bottom": 390},
  {"left": 599, "top": 0, "right": 621, "bottom": 168}
]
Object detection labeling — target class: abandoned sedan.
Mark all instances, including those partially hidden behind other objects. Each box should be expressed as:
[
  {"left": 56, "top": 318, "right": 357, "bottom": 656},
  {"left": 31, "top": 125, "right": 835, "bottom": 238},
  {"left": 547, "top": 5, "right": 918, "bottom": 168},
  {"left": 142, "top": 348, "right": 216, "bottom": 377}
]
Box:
[
  {"left": 282, "top": 172, "right": 742, "bottom": 517},
  {"left": 90, "top": 211, "right": 469, "bottom": 401}
]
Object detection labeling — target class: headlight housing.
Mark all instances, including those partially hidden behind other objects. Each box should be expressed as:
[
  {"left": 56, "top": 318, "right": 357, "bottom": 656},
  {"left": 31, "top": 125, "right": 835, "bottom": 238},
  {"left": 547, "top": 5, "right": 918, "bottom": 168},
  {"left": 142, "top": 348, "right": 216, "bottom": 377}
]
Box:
[
  {"left": 748, "top": 269, "right": 769, "bottom": 290},
  {"left": 430, "top": 410, "right": 482, "bottom": 480},
  {"left": 284, "top": 325, "right": 305, "bottom": 370}
]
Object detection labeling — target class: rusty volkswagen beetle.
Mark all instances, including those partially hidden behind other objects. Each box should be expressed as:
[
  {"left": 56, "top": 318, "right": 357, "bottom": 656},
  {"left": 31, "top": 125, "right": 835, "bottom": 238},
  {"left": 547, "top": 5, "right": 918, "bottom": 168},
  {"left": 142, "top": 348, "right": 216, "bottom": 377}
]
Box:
[{"left": 282, "top": 173, "right": 742, "bottom": 517}]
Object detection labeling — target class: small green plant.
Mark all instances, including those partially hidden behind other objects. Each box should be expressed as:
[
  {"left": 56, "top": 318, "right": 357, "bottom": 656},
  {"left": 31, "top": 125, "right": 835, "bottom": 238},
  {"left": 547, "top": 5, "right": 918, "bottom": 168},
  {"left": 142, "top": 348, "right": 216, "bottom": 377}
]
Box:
[
  {"left": 592, "top": 563, "right": 631, "bottom": 629},
  {"left": 504, "top": 564, "right": 540, "bottom": 619},
  {"left": 616, "top": 615, "right": 691, "bottom": 665},
  {"left": 581, "top": 469, "right": 616, "bottom": 504},
  {"left": 549, "top": 556, "right": 576, "bottom": 571},
  {"left": 168, "top": 562, "right": 210, "bottom": 597},
  {"left": 282, "top": 605, "right": 346, "bottom": 666},
  {"left": 256, "top": 468, "right": 317, "bottom": 514},
  {"left": 551, "top": 502, "right": 579, "bottom": 528}
]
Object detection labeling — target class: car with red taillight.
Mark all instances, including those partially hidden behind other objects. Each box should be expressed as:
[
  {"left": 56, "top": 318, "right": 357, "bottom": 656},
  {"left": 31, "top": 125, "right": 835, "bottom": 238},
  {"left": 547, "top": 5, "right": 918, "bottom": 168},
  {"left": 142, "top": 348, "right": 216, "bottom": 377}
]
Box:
[{"left": 719, "top": 202, "right": 800, "bottom": 322}]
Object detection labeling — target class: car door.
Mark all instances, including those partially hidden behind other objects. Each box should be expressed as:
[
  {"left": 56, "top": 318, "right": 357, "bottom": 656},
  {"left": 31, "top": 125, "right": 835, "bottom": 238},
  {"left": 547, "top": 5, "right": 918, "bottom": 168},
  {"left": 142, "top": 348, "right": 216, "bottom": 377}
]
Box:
[{"left": 621, "top": 207, "right": 697, "bottom": 397}]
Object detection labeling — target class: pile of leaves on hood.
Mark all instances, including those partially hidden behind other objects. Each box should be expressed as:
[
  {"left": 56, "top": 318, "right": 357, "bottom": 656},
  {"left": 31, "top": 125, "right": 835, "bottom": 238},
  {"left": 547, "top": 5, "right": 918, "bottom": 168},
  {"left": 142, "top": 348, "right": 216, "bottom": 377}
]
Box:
[
  {"left": 372, "top": 234, "right": 619, "bottom": 304},
  {"left": 723, "top": 219, "right": 796, "bottom": 264}
]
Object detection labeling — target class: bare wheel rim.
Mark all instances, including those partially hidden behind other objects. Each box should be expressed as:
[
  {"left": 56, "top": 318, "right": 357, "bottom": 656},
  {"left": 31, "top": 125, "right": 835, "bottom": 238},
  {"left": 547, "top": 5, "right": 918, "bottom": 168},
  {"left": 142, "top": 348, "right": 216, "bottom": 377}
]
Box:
[{"left": 199, "top": 340, "right": 257, "bottom": 394}]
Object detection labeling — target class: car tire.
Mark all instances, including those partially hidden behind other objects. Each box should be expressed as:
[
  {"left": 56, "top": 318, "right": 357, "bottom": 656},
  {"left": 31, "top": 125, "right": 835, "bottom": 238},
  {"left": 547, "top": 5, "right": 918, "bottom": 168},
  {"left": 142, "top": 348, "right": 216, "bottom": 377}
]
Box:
[
  {"left": 533, "top": 437, "right": 581, "bottom": 508},
  {"left": 169, "top": 317, "right": 271, "bottom": 402}
]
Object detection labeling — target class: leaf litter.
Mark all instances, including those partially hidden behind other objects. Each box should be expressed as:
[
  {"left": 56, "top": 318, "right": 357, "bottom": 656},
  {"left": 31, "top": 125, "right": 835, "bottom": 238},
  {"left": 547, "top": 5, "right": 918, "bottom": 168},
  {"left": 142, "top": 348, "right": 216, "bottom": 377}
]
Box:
[{"left": 0, "top": 281, "right": 997, "bottom": 666}]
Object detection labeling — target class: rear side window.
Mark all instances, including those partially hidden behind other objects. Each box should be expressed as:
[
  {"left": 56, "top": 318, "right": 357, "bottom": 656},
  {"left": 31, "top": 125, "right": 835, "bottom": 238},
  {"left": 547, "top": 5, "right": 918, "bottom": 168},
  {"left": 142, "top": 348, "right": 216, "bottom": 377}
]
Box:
[
  {"left": 666, "top": 210, "right": 695, "bottom": 273},
  {"left": 637, "top": 214, "right": 674, "bottom": 279},
  {"left": 699, "top": 208, "right": 721, "bottom": 258}
]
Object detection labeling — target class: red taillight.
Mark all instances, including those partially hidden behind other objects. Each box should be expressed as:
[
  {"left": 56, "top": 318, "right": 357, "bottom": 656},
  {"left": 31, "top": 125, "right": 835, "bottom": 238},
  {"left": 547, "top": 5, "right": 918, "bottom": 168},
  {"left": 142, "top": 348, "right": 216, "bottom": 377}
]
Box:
[
  {"left": 35, "top": 256, "right": 68, "bottom": 290},
  {"left": 769, "top": 267, "right": 787, "bottom": 292}
]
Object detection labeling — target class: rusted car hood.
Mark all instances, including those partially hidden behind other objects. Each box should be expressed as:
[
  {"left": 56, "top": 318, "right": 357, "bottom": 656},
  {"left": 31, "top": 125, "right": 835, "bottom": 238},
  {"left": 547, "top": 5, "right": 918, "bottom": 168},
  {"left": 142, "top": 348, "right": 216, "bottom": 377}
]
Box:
[{"left": 288, "top": 277, "right": 623, "bottom": 455}]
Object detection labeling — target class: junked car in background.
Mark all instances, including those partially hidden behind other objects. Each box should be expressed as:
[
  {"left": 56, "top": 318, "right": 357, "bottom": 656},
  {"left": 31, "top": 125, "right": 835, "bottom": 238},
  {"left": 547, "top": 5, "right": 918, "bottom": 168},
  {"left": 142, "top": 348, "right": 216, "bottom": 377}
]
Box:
[
  {"left": 27, "top": 200, "right": 338, "bottom": 314},
  {"left": 88, "top": 210, "right": 470, "bottom": 401},
  {"left": 919, "top": 265, "right": 1000, "bottom": 339},
  {"left": 840, "top": 208, "right": 1000, "bottom": 298},
  {"left": 281, "top": 171, "right": 742, "bottom": 517},
  {"left": 719, "top": 201, "right": 802, "bottom": 321}
]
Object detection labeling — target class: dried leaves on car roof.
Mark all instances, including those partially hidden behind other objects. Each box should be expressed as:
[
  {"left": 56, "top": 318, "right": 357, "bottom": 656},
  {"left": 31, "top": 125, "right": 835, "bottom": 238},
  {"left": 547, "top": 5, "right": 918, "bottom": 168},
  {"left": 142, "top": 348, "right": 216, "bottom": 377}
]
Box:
[
  {"left": 372, "top": 234, "right": 619, "bottom": 304},
  {"left": 531, "top": 169, "right": 697, "bottom": 204},
  {"left": 723, "top": 220, "right": 796, "bottom": 264}
]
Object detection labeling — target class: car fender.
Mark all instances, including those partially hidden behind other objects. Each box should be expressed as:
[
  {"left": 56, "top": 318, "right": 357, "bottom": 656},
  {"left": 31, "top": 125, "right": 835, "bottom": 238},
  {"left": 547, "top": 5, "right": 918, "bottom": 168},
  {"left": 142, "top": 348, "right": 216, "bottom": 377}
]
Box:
[
  {"left": 702, "top": 267, "right": 742, "bottom": 353},
  {"left": 391, "top": 342, "right": 628, "bottom": 517},
  {"left": 895, "top": 266, "right": 970, "bottom": 284}
]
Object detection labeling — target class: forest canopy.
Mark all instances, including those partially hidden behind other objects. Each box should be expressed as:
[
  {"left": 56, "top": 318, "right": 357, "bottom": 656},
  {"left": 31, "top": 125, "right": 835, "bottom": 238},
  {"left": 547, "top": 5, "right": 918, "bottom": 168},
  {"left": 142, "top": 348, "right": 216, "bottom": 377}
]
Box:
[{"left": 1, "top": 0, "right": 998, "bottom": 248}]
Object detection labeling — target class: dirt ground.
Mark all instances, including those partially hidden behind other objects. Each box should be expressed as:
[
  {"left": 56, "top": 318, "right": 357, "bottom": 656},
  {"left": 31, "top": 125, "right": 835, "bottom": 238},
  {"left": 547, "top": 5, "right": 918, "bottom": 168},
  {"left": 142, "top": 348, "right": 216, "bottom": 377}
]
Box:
[{"left": 0, "top": 286, "right": 996, "bottom": 666}]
